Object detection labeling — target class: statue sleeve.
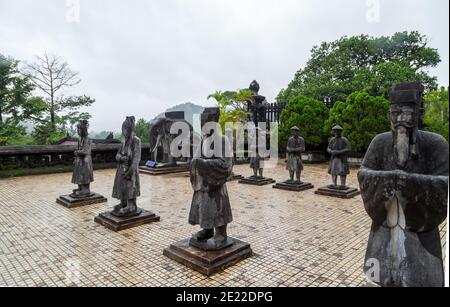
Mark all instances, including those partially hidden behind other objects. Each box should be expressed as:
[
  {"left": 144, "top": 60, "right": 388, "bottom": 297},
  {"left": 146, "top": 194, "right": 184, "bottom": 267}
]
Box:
[
  {"left": 357, "top": 135, "right": 390, "bottom": 225},
  {"left": 401, "top": 135, "right": 448, "bottom": 231},
  {"left": 131, "top": 137, "right": 142, "bottom": 172}
]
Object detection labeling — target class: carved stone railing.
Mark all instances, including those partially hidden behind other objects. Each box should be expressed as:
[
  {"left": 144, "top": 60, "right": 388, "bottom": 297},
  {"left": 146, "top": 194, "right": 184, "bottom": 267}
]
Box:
[{"left": 0, "top": 144, "right": 152, "bottom": 170}]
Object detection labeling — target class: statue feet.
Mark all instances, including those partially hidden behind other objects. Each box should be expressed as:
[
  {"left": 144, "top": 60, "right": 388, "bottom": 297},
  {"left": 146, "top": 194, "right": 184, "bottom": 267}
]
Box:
[
  {"left": 327, "top": 184, "right": 349, "bottom": 191},
  {"left": 192, "top": 229, "right": 214, "bottom": 241},
  {"left": 70, "top": 190, "right": 94, "bottom": 199},
  {"left": 111, "top": 204, "right": 142, "bottom": 217},
  {"left": 189, "top": 235, "right": 234, "bottom": 251}
]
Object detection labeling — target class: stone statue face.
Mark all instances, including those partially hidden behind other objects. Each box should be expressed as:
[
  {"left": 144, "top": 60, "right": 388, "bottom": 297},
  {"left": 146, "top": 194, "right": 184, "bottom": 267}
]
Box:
[
  {"left": 332, "top": 129, "right": 342, "bottom": 138},
  {"left": 122, "top": 126, "right": 132, "bottom": 139},
  {"left": 291, "top": 129, "right": 299, "bottom": 137},
  {"left": 389, "top": 104, "right": 416, "bottom": 130},
  {"left": 77, "top": 124, "right": 88, "bottom": 138}
]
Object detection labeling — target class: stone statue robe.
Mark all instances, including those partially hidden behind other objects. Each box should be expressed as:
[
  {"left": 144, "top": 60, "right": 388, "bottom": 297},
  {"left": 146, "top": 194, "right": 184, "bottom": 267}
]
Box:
[
  {"left": 249, "top": 133, "right": 266, "bottom": 171},
  {"left": 112, "top": 136, "right": 141, "bottom": 200},
  {"left": 286, "top": 136, "right": 305, "bottom": 172},
  {"left": 189, "top": 135, "right": 233, "bottom": 229},
  {"left": 358, "top": 131, "right": 449, "bottom": 287},
  {"left": 71, "top": 136, "right": 94, "bottom": 185},
  {"left": 327, "top": 136, "right": 350, "bottom": 176}
]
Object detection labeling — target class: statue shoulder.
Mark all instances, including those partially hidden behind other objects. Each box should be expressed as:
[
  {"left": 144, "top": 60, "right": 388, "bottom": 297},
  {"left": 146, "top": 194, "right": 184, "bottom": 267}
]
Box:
[
  {"left": 418, "top": 130, "right": 449, "bottom": 158},
  {"left": 133, "top": 136, "right": 141, "bottom": 146},
  {"left": 419, "top": 130, "right": 449, "bottom": 147},
  {"left": 369, "top": 132, "right": 391, "bottom": 148}
]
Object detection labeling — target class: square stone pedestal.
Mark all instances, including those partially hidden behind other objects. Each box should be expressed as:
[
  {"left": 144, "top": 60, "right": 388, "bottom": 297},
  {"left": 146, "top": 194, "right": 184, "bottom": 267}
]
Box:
[
  {"left": 238, "top": 176, "right": 276, "bottom": 186},
  {"left": 139, "top": 163, "right": 189, "bottom": 176},
  {"left": 163, "top": 238, "right": 252, "bottom": 276},
  {"left": 94, "top": 209, "right": 160, "bottom": 231},
  {"left": 227, "top": 174, "right": 244, "bottom": 182},
  {"left": 273, "top": 181, "right": 314, "bottom": 192},
  {"left": 56, "top": 193, "right": 107, "bottom": 209},
  {"left": 315, "top": 186, "right": 360, "bottom": 199}
]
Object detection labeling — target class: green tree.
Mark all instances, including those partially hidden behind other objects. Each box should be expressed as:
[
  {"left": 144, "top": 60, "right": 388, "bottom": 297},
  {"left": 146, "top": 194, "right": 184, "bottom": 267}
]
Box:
[
  {"left": 324, "top": 92, "right": 390, "bottom": 153},
  {"left": 277, "top": 31, "right": 441, "bottom": 104},
  {"left": 423, "top": 87, "right": 449, "bottom": 141},
  {"left": 22, "top": 53, "right": 94, "bottom": 139},
  {"left": 279, "top": 95, "right": 329, "bottom": 148},
  {"left": 0, "top": 54, "right": 46, "bottom": 145},
  {"left": 135, "top": 118, "right": 150, "bottom": 142},
  {"left": 207, "top": 89, "right": 252, "bottom": 132}
]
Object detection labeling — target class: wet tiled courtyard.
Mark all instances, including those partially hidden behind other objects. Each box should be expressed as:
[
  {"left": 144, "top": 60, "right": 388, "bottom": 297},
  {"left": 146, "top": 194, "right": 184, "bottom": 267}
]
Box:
[{"left": 0, "top": 163, "right": 447, "bottom": 287}]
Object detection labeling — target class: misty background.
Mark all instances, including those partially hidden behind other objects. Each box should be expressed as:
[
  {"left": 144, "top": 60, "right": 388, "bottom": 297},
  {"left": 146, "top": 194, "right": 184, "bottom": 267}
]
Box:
[{"left": 0, "top": 0, "right": 448, "bottom": 132}]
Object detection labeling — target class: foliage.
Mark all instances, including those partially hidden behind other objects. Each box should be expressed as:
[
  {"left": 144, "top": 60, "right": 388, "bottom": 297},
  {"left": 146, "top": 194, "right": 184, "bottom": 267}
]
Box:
[
  {"left": 0, "top": 120, "right": 27, "bottom": 145},
  {"left": 277, "top": 31, "right": 441, "bottom": 104},
  {"left": 22, "top": 53, "right": 94, "bottom": 135},
  {"left": 31, "top": 121, "right": 67, "bottom": 145},
  {"left": 324, "top": 92, "right": 390, "bottom": 152},
  {"left": 208, "top": 89, "right": 252, "bottom": 132},
  {"left": 135, "top": 118, "right": 150, "bottom": 142},
  {"left": 423, "top": 87, "right": 449, "bottom": 141},
  {"left": 279, "top": 95, "right": 329, "bottom": 148}
]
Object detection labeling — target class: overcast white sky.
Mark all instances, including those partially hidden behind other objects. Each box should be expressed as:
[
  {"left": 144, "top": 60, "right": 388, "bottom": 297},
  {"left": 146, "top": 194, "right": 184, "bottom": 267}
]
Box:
[{"left": 0, "top": 0, "right": 448, "bottom": 131}]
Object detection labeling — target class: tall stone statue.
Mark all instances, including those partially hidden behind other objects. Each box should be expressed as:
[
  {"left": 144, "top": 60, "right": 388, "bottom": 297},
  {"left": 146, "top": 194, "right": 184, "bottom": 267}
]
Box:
[
  {"left": 188, "top": 108, "right": 234, "bottom": 250},
  {"left": 286, "top": 126, "right": 305, "bottom": 183},
  {"left": 249, "top": 127, "right": 265, "bottom": 178},
  {"left": 358, "top": 82, "right": 449, "bottom": 287},
  {"left": 239, "top": 127, "right": 275, "bottom": 186},
  {"left": 273, "top": 126, "right": 313, "bottom": 192},
  {"left": 112, "top": 116, "right": 142, "bottom": 216},
  {"left": 315, "top": 125, "right": 359, "bottom": 198},
  {"left": 95, "top": 116, "right": 160, "bottom": 231},
  {"left": 327, "top": 125, "right": 350, "bottom": 188},
  {"left": 164, "top": 107, "right": 252, "bottom": 275},
  {"left": 56, "top": 120, "right": 107, "bottom": 208},
  {"left": 71, "top": 120, "right": 94, "bottom": 198}
]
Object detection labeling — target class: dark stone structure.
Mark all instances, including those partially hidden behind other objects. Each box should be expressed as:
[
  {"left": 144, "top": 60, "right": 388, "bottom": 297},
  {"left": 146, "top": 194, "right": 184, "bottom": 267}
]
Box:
[
  {"left": 315, "top": 125, "right": 359, "bottom": 198},
  {"left": 57, "top": 120, "right": 107, "bottom": 208},
  {"left": 239, "top": 128, "right": 275, "bottom": 186},
  {"left": 139, "top": 111, "right": 192, "bottom": 176},
  {"left": 273, "top": 126, "right": 313, "bottom": 192},
  {"left": 247, "top": 80, "right": 267, "bottom": 125},
  {"left": 164, "top": 108, "right": 252, "bottom": 275},
  {"left": 95, "top": 116, "right": 160, "bottom": 231},
  {"left": 358, "top": 82, "right": 449, "bottom": 287}
]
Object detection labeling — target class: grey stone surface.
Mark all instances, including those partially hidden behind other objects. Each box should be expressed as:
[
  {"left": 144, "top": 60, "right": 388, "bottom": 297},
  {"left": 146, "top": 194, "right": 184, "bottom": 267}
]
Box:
[
  {"left": 357, "top": 82, "right": 449, "bottom": 287},
  {"left": 188, "top": 108, "right": 235, "bottom": 251}
]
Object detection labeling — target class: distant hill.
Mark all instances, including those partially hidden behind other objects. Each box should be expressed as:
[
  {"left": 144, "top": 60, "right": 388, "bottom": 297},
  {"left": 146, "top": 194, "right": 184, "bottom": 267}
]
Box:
[{"left": 152, "top": 102, "right": 204, "bottom": 125}]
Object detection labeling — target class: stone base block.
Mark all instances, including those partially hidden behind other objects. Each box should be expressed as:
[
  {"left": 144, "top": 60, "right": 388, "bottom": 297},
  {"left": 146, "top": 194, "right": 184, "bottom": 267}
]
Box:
[
  {"left": 238, "top": 176, "right": 276, "bottom": 186},
  {"left": 163, "top": 238, "right": 252, "bottom": 276},
  {"left": 273, "top": 181, "right": 314, "bottom": 192},
  {"left": 56, "top": 193, "right": 107, "bottom": 209},
  {"left": 227, "top": 174, "right": 244, "bottom": 182},
  {"left": 139, "top": 163, "right": 189, "bottom": 176},
  {"left": 314, "top": 186, "right": 360, "bottom": 199},
  {"left": 94, "top": 209, "right": 160, "bottom": 231}
]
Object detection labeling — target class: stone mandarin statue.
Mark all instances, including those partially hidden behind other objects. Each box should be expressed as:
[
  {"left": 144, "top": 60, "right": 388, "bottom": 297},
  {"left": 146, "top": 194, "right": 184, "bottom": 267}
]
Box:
[
  {"left": 327, "top": 125, "right": 351, "bottom": 189},
  {"left": 188, "top": 108, "right": 234, "bottom": 251},
  {"left": 357, "top": 82, "right": 449, "bottom": 287},
  {"left": 70, "top": 120, "right": 94, "bottom": 198},
  {"left": 249, "top": 127, "right": 266, "bottom": 178},
  {"left": 286, "top": 126, "right": 305, "bottom": 183},
  {"left": 112, "top": 116, "right": 142, "bottom": 217}
]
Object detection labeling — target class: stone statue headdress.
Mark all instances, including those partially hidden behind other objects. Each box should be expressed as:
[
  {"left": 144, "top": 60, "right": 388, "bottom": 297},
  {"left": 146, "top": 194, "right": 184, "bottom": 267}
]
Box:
[
  {"left": 122, "top": 116, "right": 136, "bottom": 132},
  {"left": 249, "top": 80, "right": 260, "bottom": 94},
  {"left": 77, "top": 119, "right": 89, "bottom": 129}
]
